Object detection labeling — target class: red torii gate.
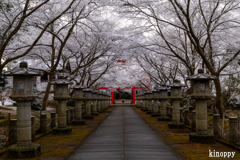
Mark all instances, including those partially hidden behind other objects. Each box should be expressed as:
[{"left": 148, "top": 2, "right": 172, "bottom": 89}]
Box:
[{"left": 97, "top": 86, "right": 147, "bottom": 104}]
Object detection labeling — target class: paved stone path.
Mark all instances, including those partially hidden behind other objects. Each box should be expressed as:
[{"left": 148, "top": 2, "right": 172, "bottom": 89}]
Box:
[{"left": 71, "top": 106, "right": 179, "bottom": 160}]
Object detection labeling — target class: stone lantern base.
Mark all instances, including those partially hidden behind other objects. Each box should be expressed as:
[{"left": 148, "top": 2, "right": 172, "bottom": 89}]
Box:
[
  {"left": 7, "top": 143, "right": 41, "bottom": 158},
  {"left": 158, "top": 116, "right": 170, "bottom": 121},
  {"left": 136, "top": 105, "right": 141, "bottom": 108},
  {"left": 83, "top": 115, "right": 94, "bottom": 119},
  {"left": 91, "top": 112, "right": 99, "bottom": 116},
  {"left": 72, "top": 119, "right": 86, "bottom": 125},
  {"left": 52, "top": 127, "right": 72, "bottom": 135},
  {"left": 142, "top": 108, "right": 148, "bottom": 112},
  {"left": 146, "top": 111, "right": 153, "bottom": 114},
  {"left": 168, "top": 122, "right": 185, "bottom": 129},
  {"left": 189, "top": 132, "right": 215, "bottom": 143},
  {"left": 151, "top": 113, "right": 161, "bottom": 117}
]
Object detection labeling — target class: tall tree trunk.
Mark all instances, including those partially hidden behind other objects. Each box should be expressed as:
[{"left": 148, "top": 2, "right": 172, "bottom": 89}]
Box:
[
  {"left": 214, "top": 76, "right": 224, "bottom": 118},
  {"left": 42, "top": 72, "right": 54, "bottom": 110}
]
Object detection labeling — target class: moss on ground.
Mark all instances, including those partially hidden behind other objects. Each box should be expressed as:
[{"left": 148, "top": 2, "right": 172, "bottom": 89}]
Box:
[
  {"left": 0, "top": 106, "right": 115, "bottom": 160},
  {"left": 133, "top": 107, "right": 240, "bottom": 160}
]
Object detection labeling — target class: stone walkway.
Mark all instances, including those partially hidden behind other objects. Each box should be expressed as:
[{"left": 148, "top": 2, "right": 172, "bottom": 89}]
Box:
[{"left": 70, "top": 106, "right": 181, "bottom": 160}]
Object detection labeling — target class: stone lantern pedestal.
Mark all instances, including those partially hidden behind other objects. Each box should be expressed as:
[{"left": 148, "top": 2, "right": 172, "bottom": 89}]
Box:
[
  {"left": 50, "top": 76, "right": 73, "bottom": 135},
  {"left": 103, "top": 93, "right": 107, "bottom": 111},
  {"left": 105, "top": 93, "right": 109, "bottom": 110},
  {"left": 146, "top": 91, "right": 152, "bottom": 114},
  {"left": 168, "top": 80, "right": 185, "bottom": 129},
  {"left": 151, "top": 90, "right": 160, "bottom": 117},
  {"left": 83, "top": 89, "right": 94, "bottom": 119},
  {"left": 142, "top": 93, "right": 147, "bottom": 111},
  {"left": 139, "top": 94, "right": 143, "bottom": 109},
  {"left": 187, "top": 69, "right": 216, "bottom": 143},
  {"left": 136, "top": 94, "right": 141, "bottom": 108},
  {"left": 147, "top": 92, "right": 153, "bottom": 114},
  {"left": 107, "top": 94, "right": 111, "bottom": 109},
  {"left": 71, "top": 83, "right": 85, "bottom": 125},
  {"left": 91, "top": 90, "right": 99, "bottom": 115},
  {"left": 97, "top": 92, "right": 103, "bottom": 113},
  {"left": 158, "top": 85, "right": 170, "bottom": 121},
  {"left": 4, "top": 62, "right": 41, "bottom": 158},
  {"left": 100, "top": 92, "right": 104, "bottom": 112}
]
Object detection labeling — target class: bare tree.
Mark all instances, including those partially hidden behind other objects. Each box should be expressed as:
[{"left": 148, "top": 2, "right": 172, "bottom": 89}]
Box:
[
  {"left": 0, "top": 0, "right": 77, "bottom": 74},
  {"left": 120, "top": 0, "right": 240, "bottom": 117}
]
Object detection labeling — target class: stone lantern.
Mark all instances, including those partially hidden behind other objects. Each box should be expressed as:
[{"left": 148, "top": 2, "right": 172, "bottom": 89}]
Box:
[
  {"left": 109, "top": 94, "right": 111, "bottom": 107},
  {"left": 104, "top": 92, "right": 108, "bottom": 110},
  {"left": 70, "top": 83, "right": 85, "bottom": 125},
  {"left": 135, "top": 94, "right": 139, "bottom": 108},
  {"left": 3, "top": 61, "right": 42, "bottom": 158},
  {"left": 140, "top": 93, "right": 145, "bottom": 111},
  {"left": 107, "top": 94, "right": 111, "bottom": 109},
  {"left": 99, "top": 92, "right": 104, "bottom": 112},
  {"left": 137, "top": 94, "right": 142, "bottom": 109},
  {"left": 106, "top": 93, "right": 110, "bottom": 109},
  {"left": 158, "top": 85, "right": 170, "bottom": 121},
  {"left": 187, "top": 68, "right": 216, "bottom": 143},
  {"left": 151, "top": 89, "right": 160, "bottom": 117},
  {"left": 168, "top": 80, "right": 185, "bottom": 129},
  {"left": 91, "top": 90, "right": 99, "bottom": 115},
  {"left": 139, "top": 93, "right": 143, "bottom": 109},
  {"left": 103, "top": 92, "right": 107, "bottom": 110},
  {"left": 83, "top": 89, "right": 94, "bottom": 119},
  {"left": 97, "top": 92, "right": 102, "bottom": 113},
  {"left": 142, "top": 92, "right": 148, "bottom": 111},
  {"left": 146, "top": 91, "right": 152, "bottom": 114},
  {"left": 50, "top": 76, "right": 73, "bottom": 135}
]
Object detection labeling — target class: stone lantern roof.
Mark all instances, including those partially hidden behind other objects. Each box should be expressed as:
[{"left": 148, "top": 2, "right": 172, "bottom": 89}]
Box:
[
  {"left": 3, "top": 61, "right": 42, "bottom": 76},
  {"left": 50, "top": 76, "right": 73, "bottom": 85},
  {"left": 145, "top": 91, "right": 152, "bottom": 99},
  {"left": 146, "top": 91, "right": 152, "bottom": 94},
  {"left": 3, "top": 61, "right": 42, "bottom": 102},
  {"left": 91, "top": 90, "right": 98, "bottom": 99},
  {"left": 92, "top": 90, "right": 98, "bottom": 94},
  {"left": 167, "top": 80, "right": 185, "bottom": 100},
  {"left": 70, "top": 82, "right": 85, "bottom": 89},
  {"left": 168, "top": 80, "right": 186, "bottom": 88},
  {"left": 186, "top": 69, "right": 216, "bottom": 80},
  {"left": 83, "top": 88, "right": 93, "bottom": 92},
  {"left": 159, "top": 85, "right": 169, "bottom": 91},
  {"left": 83, "top": 88, "right": 93, "bottom": 100}
]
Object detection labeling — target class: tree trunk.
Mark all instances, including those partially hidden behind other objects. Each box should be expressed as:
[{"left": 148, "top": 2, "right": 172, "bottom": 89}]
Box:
[
  {"left": 42, "top": 73, "right": 54, "bottom": 110},
  {"left": 214, "top": 77, "right": 224, "bottom": 118}
]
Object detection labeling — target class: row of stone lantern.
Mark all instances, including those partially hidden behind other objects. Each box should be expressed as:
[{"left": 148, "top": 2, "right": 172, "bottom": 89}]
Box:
[
  {"left": 135, "top": 68, "right": 216, "bottom": 144},
  {"left": 4, "top": 61, "right": 111, "bottom": 158}
]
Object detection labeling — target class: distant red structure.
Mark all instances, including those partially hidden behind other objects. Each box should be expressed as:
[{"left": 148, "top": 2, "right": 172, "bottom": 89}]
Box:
[
  {"left": 97, "top": 86, "right": 148, "bottom": 104},
  {"left": 116, "top": 60, "right": 127, "bottom": 63}
]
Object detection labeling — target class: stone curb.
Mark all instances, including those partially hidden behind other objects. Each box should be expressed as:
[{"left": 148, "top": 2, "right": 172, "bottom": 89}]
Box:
[{"left": 132, "top": 107, "right": 187, "bottom": 160}]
